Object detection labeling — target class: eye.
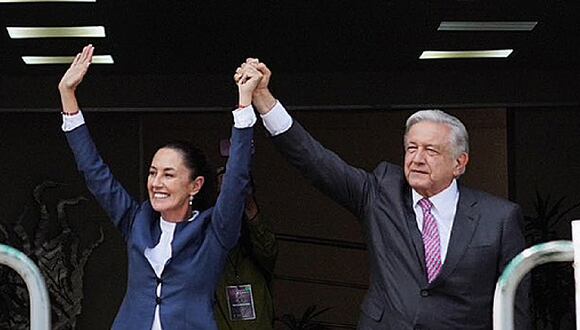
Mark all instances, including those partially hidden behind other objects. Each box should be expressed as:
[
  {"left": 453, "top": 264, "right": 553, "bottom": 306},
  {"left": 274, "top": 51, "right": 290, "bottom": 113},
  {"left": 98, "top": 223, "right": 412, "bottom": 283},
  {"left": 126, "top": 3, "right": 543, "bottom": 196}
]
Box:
[
  {"left": 426, "top": 148, "right": 439, "bottom": 156},
  {"left": 165, "top": 173, "right": 174, "bottom": 178},
  {"left": 148, "top": 170, "right": 156, "bottom": 176},
  {"left": 406, "top": 145, "right": 417, "bottom": 152}
]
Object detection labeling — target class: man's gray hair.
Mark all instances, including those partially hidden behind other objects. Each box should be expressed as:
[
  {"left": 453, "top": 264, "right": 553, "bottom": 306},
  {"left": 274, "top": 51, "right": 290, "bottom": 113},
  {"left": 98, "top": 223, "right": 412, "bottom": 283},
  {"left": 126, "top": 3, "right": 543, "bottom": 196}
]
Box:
[{"left": 404, "top": 110, "right": 469, "bottom": 158}]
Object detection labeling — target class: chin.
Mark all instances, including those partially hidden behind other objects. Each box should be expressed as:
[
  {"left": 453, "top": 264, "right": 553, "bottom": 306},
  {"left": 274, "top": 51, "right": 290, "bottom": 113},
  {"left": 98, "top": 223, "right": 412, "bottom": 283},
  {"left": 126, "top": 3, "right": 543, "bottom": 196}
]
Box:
[
  {"left": 408, "top": 177, "right": 426, "bottom": 188},
  {"left": 409, "top": 182, "right": 432, "bottom": 195},
  {"left": 150, "top": 201, "right": 169, "bottom": 213}
]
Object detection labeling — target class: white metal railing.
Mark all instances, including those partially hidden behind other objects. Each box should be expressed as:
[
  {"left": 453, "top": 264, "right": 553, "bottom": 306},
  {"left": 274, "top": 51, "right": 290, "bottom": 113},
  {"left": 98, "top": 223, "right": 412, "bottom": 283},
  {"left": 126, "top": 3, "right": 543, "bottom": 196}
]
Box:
[
  {"left": 493, "top": 220, "right": 580, "bottom": 330},
  {"left": 0, "top": 244, "right": 51, "bottom": 330}
]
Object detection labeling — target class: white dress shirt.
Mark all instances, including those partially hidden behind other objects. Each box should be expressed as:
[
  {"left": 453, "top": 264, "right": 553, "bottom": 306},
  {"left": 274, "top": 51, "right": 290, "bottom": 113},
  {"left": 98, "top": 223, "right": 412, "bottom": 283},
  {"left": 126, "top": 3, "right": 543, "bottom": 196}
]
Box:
[{"left": 411, "top": 181, "right": 459, "bottom": 263}]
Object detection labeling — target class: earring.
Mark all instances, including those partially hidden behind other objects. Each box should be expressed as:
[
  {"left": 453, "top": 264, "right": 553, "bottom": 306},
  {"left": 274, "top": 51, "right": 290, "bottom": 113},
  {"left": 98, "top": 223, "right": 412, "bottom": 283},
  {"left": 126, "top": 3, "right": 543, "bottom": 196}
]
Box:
[{"left": 189, "top": 195, "right": 194, "bottom": 206}]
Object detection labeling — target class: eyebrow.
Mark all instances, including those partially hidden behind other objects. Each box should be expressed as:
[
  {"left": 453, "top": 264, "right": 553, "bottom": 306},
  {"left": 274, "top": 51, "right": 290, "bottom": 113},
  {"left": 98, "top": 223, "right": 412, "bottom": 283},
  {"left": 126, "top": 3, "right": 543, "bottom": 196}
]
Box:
[
  {"left": 405, "top": 142, "right": 442, "bottom": 150},
  {"left": 149, "top": 166, "right": 176, "bottom": 171}
]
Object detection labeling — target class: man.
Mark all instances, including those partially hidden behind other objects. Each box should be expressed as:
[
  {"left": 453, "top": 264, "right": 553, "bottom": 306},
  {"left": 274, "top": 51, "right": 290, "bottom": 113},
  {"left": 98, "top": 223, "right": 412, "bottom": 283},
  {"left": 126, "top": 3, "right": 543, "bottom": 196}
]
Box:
[{"left": 234, "top": 60, "right": 530, "bottom": 329}]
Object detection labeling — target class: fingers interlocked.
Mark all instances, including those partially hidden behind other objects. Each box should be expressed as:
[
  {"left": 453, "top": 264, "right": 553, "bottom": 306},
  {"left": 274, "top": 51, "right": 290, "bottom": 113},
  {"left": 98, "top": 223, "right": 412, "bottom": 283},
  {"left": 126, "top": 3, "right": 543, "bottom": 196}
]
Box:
[{"left": 234, "top": 58, "right": 261, "bottom": 83}]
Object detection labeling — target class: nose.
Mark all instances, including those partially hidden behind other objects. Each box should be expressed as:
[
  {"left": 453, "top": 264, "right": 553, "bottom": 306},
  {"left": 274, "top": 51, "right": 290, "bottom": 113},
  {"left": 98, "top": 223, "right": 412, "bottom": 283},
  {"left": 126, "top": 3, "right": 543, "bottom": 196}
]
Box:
[
  {"left": 411, "top": 148, "right": 426, "bottom": 163},
  {"left": 150, "top": 173, "right": 162, "bottom": 188}
]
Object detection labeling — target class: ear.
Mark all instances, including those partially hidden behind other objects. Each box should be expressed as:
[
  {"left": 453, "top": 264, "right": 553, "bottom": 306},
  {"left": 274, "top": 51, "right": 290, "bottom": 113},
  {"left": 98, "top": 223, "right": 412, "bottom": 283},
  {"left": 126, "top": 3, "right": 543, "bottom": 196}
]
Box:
[
  {"left": 453, "top": 153, "right": 469, "bottom": 177},
  {"left": 190, "top": 176, "right": 205, "bottom": 196}
]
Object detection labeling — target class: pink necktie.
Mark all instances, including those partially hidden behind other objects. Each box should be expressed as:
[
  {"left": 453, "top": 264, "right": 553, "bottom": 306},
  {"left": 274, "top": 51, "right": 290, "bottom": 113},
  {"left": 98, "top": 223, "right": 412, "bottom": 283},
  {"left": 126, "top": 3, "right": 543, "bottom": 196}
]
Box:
[{"left": 419, "top": 198, "right": 442, "bottom": 283}]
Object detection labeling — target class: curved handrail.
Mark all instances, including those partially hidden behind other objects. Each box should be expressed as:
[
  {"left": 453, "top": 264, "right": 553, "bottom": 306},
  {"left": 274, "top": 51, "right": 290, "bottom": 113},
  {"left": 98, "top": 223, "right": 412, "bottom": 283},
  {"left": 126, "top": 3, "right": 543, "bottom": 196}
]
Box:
[
  {"left": 493, "top": 240, "right": 574, "bottom": 330},
  {"left": 0, "top": 244, "right": 51, "bottom": 330}
]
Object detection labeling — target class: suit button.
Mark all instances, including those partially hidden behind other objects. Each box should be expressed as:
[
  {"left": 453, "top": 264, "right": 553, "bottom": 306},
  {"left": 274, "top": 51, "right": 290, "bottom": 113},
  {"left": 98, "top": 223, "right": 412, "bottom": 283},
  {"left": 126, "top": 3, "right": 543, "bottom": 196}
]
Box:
[
  {"left": 420, "top": 289, "right": 429, "bottom": 297},
  {"left": 156, "top": 297, "right": 162, "bottom": 305}
]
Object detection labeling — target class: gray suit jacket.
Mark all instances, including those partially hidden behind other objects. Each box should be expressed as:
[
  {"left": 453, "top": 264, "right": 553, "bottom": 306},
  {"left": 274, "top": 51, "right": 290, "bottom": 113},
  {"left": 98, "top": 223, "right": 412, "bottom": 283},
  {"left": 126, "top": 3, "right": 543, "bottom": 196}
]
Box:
[{"left": 272, "top": 121, "right": 530, "bottom": 330}]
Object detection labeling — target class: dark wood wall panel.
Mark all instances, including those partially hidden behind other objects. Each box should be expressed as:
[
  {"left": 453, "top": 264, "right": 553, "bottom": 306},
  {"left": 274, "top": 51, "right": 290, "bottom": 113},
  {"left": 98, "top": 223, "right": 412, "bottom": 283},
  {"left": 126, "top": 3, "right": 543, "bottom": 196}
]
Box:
[
  {"left": 275, "top": 241, "right": 369, "bottom": 287},
  {"left": 512, "top": 106, "right": 580, "bottom": 232},
  {"left": 0, "top": 107, "right": 508, "bottom": 329},
  {"left": 0, "top": 113, "right": 139, "bottom": 330},
  {"left": 273, "top": 281, "right": 366, "bottom": 329}
]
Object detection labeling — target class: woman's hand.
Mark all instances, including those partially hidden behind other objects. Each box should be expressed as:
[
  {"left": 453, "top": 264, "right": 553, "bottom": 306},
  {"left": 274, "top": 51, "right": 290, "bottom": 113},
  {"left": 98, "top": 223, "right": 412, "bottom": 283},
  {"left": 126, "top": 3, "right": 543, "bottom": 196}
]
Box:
[
  {"left": 58, "top": 44, "right": 94, "bottom": 93},
  {"left": 234, "top": 62, "right": 263, "bottom": 107},
  {"left": 59, "top": 45, "right": 93, "bottom": 115},
  {"left": 234, "top": 59, "right": 276, "bottom": 115}
]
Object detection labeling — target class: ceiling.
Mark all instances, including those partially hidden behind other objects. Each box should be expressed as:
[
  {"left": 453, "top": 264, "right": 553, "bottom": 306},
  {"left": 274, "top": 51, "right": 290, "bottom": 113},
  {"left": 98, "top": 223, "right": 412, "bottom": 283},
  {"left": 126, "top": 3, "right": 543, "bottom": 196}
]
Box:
[
  {"left": 0, "top": 0, "right": 579, "bottom": 108},
  {"left": 1, "top": 0, "right": 579, "bottom": 73}
]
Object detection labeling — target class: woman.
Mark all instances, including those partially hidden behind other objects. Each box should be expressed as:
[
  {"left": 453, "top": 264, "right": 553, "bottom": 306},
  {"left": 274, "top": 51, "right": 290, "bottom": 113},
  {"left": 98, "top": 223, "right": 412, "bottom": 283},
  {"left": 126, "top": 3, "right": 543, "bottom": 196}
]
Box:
[{"left": 58, "top": 45, "right": 262, "bottom": 329}]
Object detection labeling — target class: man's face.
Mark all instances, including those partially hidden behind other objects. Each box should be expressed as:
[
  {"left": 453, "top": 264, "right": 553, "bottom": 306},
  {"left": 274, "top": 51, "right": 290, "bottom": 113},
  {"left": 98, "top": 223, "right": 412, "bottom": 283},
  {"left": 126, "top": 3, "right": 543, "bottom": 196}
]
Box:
[{"left": 404, "top": 121, "right": 468, "bottom": 197}]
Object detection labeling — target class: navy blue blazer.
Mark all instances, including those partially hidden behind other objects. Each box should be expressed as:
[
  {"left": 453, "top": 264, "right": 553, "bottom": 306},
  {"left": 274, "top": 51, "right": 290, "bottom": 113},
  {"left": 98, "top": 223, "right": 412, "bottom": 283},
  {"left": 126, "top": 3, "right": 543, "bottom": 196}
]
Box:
[
  {"left": 66, "top": 124, "right": 253, "bottom": 329},
  {"left": 272, "top": 121, "right": 530, "bottom": 330}
]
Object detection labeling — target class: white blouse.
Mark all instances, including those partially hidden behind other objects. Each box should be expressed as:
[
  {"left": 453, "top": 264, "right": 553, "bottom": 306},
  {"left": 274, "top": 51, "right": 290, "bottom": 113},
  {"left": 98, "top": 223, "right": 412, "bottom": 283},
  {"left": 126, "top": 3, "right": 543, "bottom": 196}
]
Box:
[{"left": 145, "top": 211, "right": 199, "bottom": 330}]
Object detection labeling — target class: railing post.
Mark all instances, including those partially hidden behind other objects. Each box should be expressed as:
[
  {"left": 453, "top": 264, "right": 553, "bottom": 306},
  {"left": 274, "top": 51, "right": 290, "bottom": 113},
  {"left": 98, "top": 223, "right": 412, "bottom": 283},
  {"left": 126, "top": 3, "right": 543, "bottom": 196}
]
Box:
[
  {"left": 0, "top": 244, "right": 51, "bottom": 330},
  {"left": 573, "top": 221, "right": 580, "bottom": 330}
]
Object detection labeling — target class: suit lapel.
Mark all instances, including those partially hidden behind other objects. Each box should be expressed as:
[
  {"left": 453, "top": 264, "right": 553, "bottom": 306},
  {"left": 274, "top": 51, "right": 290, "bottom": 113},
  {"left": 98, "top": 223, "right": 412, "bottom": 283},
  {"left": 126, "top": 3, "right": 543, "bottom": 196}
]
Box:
[
  {"left": 404, "top": 186, "right": 427, "bottom": 275},
  {"left": 133, "top": 203, "right": 161, "bottom": 251},
  {"left": 170, "top": 211, "right": 207, "bottom": 258},
  {"left": 432, "top": 185, "right": 480, "bottom": 285}
]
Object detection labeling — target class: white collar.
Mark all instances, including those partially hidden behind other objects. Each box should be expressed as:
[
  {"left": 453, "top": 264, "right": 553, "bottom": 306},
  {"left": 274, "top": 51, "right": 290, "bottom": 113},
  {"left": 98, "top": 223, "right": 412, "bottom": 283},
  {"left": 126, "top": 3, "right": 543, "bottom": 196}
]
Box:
[
  {"left": 412, "top": 179, "right": 458, "bottom": 213},
  {"left": 160, "top": 210, "right": 200, "bottom": 225}
]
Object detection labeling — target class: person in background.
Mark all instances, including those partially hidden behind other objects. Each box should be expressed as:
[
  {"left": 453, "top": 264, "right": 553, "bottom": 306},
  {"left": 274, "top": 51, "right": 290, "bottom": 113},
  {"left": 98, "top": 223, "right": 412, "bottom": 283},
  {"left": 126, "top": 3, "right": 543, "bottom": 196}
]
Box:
[
  {"left": 58, "top": 44, "right": 261, "bottom": 329},
  {"left": 214, "top": 160, "right": 278, "bottom": 329}
]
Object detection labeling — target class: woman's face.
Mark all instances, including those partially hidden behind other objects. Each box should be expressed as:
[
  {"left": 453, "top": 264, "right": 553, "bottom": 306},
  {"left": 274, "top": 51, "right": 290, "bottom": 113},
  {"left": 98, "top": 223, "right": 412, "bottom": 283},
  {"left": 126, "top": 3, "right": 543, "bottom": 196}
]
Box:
[{"left": 147, "top": 147, "right": 196, "bottom": 221}]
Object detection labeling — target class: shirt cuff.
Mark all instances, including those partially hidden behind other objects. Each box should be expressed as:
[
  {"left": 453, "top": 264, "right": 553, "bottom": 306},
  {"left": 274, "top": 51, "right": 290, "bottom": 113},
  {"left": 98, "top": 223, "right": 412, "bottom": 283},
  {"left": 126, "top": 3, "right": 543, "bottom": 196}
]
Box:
[
  {"left": 232, "top": 105, "right": 257, "bottom": 129},
  {"left": 260, "top": 101, "right": 293, "bottom": 136},
  {"left": 61, "top": 111, "right": 86, "bottom": 132}
]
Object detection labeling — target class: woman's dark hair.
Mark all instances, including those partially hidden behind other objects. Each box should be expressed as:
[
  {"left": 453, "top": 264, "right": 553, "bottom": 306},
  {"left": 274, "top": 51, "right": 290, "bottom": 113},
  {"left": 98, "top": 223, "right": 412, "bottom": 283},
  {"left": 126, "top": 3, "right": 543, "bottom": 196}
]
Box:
[{"left": 159, "top": 140, "right": 216, "bottom": 211}]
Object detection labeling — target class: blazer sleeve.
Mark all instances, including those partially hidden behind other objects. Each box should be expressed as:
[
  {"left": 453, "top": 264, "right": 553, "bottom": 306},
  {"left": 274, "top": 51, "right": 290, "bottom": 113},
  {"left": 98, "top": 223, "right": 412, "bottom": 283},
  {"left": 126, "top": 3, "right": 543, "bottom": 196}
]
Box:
[
  {"left": 500, "top": 205, "right": 531, "bottom": 330},
  {"left": 271, "top": 120, "right": 373, "bottom": 219},
  {"left": 65, "top": 124, "right": 140, "bottom": 239},
  {"left": 211, "top": 126, "right": 253, "bottom": 250}
]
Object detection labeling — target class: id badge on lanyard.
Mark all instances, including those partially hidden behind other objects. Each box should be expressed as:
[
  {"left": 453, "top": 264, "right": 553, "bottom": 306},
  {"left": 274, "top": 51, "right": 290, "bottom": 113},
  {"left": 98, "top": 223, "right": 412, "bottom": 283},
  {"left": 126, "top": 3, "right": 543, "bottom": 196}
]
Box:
[{"left": 225, "top": 284, "right": 256, "bottom": 321}]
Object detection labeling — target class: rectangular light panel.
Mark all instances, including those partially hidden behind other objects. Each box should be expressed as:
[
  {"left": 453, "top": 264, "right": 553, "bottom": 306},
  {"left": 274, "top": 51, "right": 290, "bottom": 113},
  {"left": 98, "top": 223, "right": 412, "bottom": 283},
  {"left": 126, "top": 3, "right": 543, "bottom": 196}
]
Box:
[
  {"left": 0, "top": 0, "right": 95, "bottom": 2},
  {"left": 22, "top": 55, "right": 114, "bottom": 64},
  {"left": 419, "top": 49, "right": 513, "bottom": 59},
  {"left": 438, "top": 21, "right": 537, "bottom": 31},
  {"left": 7, "top": 26, "right": 105, "bottom": 39}
]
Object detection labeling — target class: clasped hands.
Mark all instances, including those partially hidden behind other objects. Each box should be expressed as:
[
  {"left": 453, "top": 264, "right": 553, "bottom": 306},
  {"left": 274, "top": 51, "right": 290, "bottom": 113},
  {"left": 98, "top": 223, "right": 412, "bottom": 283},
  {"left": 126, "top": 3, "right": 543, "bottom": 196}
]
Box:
[{"left": 234, "top": 58, "right": 271, "bottom": 108}]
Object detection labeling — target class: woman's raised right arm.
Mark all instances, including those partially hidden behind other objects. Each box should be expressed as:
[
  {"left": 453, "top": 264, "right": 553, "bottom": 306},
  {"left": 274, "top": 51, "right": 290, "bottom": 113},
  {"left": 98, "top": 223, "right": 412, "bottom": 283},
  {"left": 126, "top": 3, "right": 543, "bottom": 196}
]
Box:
[
  {"left": 60, "top": 45, "right": 139, "bottom": 239},
  {"left": 59, "top": 44, "right": 93, "bottom": 115}
]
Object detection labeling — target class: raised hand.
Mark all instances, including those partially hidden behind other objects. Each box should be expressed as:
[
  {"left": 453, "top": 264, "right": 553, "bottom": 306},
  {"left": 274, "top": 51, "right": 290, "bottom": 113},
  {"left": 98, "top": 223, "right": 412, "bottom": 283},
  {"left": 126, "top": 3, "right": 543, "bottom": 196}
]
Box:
[
  {"left": 58, "top": 45, "right": 93, "bottom": 115},
  {"left": 235, "top": 58, "right": 276, "bottom": 115},
  {"left": 235, "top": 63, "right": 263, "bottom": 107},
  {"left": 245, "top": 58, "right": 271, "bottom": 95},
  {"left": 58, "top": 44, "right": 94, "bottom": 92}
]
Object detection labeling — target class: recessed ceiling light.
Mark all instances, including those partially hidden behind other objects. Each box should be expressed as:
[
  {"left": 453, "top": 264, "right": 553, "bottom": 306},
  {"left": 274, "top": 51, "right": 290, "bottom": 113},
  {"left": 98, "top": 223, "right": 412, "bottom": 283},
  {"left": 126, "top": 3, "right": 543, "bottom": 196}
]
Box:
[
  {"left": 419, "top": 50, "right": 513, "bottom": 59},
  {"left": 22, "top": 55, "right": 114, "bottom": 64},
  {"left": 438, "top": 21, "right": 537, "bottom": 31},
  {"left": 0, "top": 0, "right": 95, "bottom": 2},
  {"left": 7, "top": 26, "right": 105, "bottom": 39}
]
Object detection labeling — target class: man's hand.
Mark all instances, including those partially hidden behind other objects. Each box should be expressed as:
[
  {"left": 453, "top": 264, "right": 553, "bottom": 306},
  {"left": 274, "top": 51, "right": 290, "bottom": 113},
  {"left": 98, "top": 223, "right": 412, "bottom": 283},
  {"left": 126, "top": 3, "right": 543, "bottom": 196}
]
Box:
[
  {"left": 58, "top": 44, "right": 93, "bottom": 93},
  {"left": 237, "top": 58, "right": 277, "bottom": 115},
  {"left": 245, "top": 58, "right": 271, "bottom": 96}
]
